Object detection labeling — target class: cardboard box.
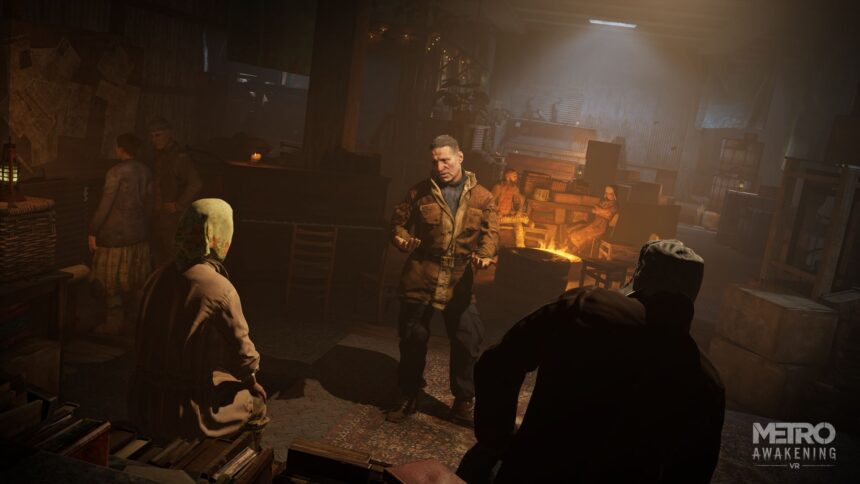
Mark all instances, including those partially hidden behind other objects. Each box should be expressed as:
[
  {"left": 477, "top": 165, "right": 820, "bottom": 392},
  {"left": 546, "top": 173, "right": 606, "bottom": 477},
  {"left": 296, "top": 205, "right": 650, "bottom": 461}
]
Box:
[
  {"left": 709, "top": 336, "right": 817, "bottom": 419},
  {"left": 718, "top": 285, "right": 838, "bottom": 365}
]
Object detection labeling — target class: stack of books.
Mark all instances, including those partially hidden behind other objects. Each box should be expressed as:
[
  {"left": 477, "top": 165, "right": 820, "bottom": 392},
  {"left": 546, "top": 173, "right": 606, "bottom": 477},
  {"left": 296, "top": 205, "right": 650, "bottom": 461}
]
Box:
[
  {"left": 1, "top": 376, "right": 273, "bottom": 483},
  {"left": 1, "top": 376, "right": 110, "bottom": 466},
  {"left": 108, "top": 428, "right": 273, "bottom": 483}
]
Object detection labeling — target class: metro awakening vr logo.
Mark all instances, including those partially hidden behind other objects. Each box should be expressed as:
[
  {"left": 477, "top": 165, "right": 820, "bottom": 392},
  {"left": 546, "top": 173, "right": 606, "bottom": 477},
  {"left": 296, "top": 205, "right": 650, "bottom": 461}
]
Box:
[{"left": 752, "top": 422, "right": 837, "bottom": 469}]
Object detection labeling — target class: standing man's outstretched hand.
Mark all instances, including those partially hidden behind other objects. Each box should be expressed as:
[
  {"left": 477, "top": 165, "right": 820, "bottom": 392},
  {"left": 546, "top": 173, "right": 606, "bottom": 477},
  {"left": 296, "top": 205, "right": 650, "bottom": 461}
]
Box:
[{"left": 394, "top": 235, "right": 421, "bottom": 252}]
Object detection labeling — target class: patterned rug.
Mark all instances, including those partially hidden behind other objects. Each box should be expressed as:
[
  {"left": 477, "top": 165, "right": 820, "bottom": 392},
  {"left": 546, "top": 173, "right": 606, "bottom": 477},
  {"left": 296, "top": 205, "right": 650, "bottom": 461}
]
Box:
[{"left": 322, "top": 330, "right": 536, "bottom": 469}]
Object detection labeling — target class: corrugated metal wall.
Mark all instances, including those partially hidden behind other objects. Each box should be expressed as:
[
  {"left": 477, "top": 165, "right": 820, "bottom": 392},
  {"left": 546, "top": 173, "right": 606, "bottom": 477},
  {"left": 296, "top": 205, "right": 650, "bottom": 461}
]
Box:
[{"left": 492, "top": 30, "right": 703, "bottom": 172}]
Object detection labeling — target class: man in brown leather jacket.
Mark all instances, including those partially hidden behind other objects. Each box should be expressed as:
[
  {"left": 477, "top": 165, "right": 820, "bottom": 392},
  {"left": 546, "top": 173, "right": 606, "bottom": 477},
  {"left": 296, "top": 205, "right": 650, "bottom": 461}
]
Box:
[
  {"left": 386, "top": 134, "right": 499, "bottom": 424},
  {"left": 148, "top": 117, "right": 202, "bottom": 266}
]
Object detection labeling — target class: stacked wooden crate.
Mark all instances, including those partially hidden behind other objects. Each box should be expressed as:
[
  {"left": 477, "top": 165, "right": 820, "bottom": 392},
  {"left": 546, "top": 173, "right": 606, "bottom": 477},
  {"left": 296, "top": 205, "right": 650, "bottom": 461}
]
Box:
[
  {"left": 820, "top": 289, "right": 860, "bottom": 430},
  {"left": 525, "top": 176, "right": 600, "bottom": 248},
  {"left": 549, "top": 193, "right": 601, "bottom": 224},
  {"left": 709, "top": 285, "right": 838, "bottom": 418}
]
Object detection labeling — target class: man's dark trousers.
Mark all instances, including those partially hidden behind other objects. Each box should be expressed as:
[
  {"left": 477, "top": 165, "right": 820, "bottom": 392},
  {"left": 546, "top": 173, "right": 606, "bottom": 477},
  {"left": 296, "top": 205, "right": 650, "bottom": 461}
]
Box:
[{"left": 397, "top": 268, "right": 484, "bottom": 400}]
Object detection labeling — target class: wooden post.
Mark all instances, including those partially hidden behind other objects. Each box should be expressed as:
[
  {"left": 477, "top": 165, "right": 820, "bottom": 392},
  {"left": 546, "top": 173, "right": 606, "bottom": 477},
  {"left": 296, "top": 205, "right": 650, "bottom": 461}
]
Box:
[{"left": 302, "top": 0, "right": 370, "bottom": 168}]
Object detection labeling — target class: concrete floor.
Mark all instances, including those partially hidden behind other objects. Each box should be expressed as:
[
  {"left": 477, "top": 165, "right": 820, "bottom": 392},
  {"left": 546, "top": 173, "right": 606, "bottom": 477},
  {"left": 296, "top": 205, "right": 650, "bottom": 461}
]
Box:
[{"left": 60, "top": 224, "right": 859, "bottom": 482}]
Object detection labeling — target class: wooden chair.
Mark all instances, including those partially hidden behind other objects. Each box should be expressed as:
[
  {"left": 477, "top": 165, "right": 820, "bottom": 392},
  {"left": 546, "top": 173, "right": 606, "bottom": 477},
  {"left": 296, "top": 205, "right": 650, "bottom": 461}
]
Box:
[
  {"left": 353, "top": 231, "right": 388, "bottom": 323},
  {"left": 286, "top": 225, "right": 338, "bottom": 322},
  {"left": 579, "top": 256, "right": 633, "bottom": 289},
  {"left": 523, "top": 224, "right": 554, "bottom": 248},
  {"left": 594, "top": 203, "right": 681, "bottom": 261}
]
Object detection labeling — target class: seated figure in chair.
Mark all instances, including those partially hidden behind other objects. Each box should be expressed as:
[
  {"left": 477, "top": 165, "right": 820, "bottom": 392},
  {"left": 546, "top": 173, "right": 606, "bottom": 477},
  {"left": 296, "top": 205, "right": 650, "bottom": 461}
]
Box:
[
  {"left": 129, "top": 199, "right": 268, "bottom": 447},
  {"left": 491, "top": 169, "right": 529, "bottom": 247},
  {"left": 566, "top": 185, "right": 619, "bottom": 255}
]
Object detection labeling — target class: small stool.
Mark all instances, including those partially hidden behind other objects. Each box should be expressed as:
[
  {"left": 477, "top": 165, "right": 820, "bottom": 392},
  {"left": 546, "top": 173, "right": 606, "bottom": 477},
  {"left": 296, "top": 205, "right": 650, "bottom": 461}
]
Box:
[{"left": 579, "top": 257, "right": 632, "bottom": 289}]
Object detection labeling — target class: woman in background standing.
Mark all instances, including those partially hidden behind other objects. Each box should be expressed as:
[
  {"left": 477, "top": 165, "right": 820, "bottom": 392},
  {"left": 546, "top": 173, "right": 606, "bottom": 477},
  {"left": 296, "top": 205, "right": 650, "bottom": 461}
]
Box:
[{"left": 89, "top": 133, "right": 153, "bottom": 336}]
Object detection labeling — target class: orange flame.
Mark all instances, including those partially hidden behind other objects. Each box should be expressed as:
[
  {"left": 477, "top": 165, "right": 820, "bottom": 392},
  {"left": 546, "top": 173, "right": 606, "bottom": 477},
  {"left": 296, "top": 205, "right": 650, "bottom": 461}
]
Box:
[{"left": 537, "top": 240, "right": 582, "bottom": 263}]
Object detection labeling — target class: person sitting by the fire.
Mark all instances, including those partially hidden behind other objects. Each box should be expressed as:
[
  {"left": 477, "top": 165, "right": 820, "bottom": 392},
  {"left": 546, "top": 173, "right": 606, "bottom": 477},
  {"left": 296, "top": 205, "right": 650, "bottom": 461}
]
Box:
[
  {"left": 566, "top": 184, "right": 618, "bottom": 255},
  {"left": 491, "top": 169, "right": 529, "bottom": 247},
  {"left": 129, "top": 199, "right": 268, "bottom": 446},
  {"left": 457, "top": 239, "right": 725, "bottom": 483}
]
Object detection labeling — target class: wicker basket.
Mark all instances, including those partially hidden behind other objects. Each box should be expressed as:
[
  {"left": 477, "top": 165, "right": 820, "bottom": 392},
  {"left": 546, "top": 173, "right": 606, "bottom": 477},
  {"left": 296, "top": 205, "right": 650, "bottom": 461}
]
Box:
[{"left": 0, "top": 197, "right": 57, "bottom": 282}]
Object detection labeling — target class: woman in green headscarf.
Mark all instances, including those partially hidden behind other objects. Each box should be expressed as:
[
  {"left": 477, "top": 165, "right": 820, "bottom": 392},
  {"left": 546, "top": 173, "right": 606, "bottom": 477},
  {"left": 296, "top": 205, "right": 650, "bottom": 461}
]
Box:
[
  {"left": 173, "top": 197, "right": 234, "bottom": 274},
  {"left": 129, "top": 199, "right": 268, "bottom": 444}
]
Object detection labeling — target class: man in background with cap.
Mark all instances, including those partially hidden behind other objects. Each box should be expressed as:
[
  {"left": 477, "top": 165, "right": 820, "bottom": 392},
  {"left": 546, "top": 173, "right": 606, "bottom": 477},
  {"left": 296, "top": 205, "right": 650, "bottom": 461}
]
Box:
[
  {"left": 147, "top": 117, "right": 202, "bottom": 266},
  {"left": 457, "top": 239, "right": 725, "bottom": 483}
]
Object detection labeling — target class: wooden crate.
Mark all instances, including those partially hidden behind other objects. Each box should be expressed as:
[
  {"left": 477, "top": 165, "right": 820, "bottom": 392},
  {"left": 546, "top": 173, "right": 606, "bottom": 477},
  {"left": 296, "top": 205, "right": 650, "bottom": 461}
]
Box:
[
  {"left": 709, "top": 336, "right": 817, "bottom": 419},
  {"left": 551, "top": 192, "right": 582, "bottom": 205},
  {"left": 581, "top": 195, "right": 600, "bottom": 206},
  {"left": 550, "top": 179, "right": 569, "bottom": 192},
  {"left": 522, "top": 171, "right": 552, "bottom": 197},
  {"left": 718, "top": 285, "right": 838, "bottom": 365}
]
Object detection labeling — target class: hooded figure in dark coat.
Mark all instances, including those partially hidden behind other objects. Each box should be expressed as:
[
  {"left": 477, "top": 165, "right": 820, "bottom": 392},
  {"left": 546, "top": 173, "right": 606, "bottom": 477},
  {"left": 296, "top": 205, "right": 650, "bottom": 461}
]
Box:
[{"left": 457, "top": 239, "right": 725, "bottom": 484}]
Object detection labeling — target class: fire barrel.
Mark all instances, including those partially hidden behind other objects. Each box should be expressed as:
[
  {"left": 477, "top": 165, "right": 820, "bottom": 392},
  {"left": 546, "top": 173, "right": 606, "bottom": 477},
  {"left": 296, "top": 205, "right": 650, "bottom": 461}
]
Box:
[{"left": 494, "top": 247, "right": 573, "bottom": 305}]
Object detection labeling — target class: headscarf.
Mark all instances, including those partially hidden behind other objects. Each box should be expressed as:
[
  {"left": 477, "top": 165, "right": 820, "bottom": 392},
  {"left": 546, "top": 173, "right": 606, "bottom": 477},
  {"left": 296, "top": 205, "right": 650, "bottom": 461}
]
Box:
[{"left": 174, "top": 198, "right": 234, "bottom": 275}]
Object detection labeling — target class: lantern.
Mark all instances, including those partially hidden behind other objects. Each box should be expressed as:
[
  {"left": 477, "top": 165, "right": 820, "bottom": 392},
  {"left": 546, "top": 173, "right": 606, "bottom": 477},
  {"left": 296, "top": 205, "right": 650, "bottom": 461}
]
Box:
[
  {"left": 0, "top": 139, "right": 25, "bottom": 203},
  {"left": 250, "top": 152, "right": 262, "bottom": 162}
]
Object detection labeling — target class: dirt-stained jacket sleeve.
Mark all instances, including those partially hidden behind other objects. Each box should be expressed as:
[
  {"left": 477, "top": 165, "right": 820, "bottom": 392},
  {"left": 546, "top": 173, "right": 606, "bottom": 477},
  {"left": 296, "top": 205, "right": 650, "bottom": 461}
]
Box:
[
  {"left": 390, "top": 187, "right": 417, "bottom": 244},
  {"left": 476, "top": 196, "right": 499, "bottom": 259},
  {"left": 214, "top": 288, "right": 261, "bottom": 380}
]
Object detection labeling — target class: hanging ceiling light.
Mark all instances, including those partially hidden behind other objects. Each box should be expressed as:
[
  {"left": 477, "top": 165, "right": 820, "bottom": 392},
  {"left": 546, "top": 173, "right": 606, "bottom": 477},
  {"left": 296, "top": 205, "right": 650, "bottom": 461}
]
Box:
[{"left": 589, "top": 19, "right": 637, "bottom": 29}]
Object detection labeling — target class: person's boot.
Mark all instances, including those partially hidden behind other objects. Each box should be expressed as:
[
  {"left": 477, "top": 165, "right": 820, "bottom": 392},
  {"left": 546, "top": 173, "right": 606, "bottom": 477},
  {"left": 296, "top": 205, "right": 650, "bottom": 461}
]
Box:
[
  {"left": 386, "top": 393, "right": 418, "bottom": 423},
  {"left": 449, "top": 398, "right": 474, "bottom": 426}
]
